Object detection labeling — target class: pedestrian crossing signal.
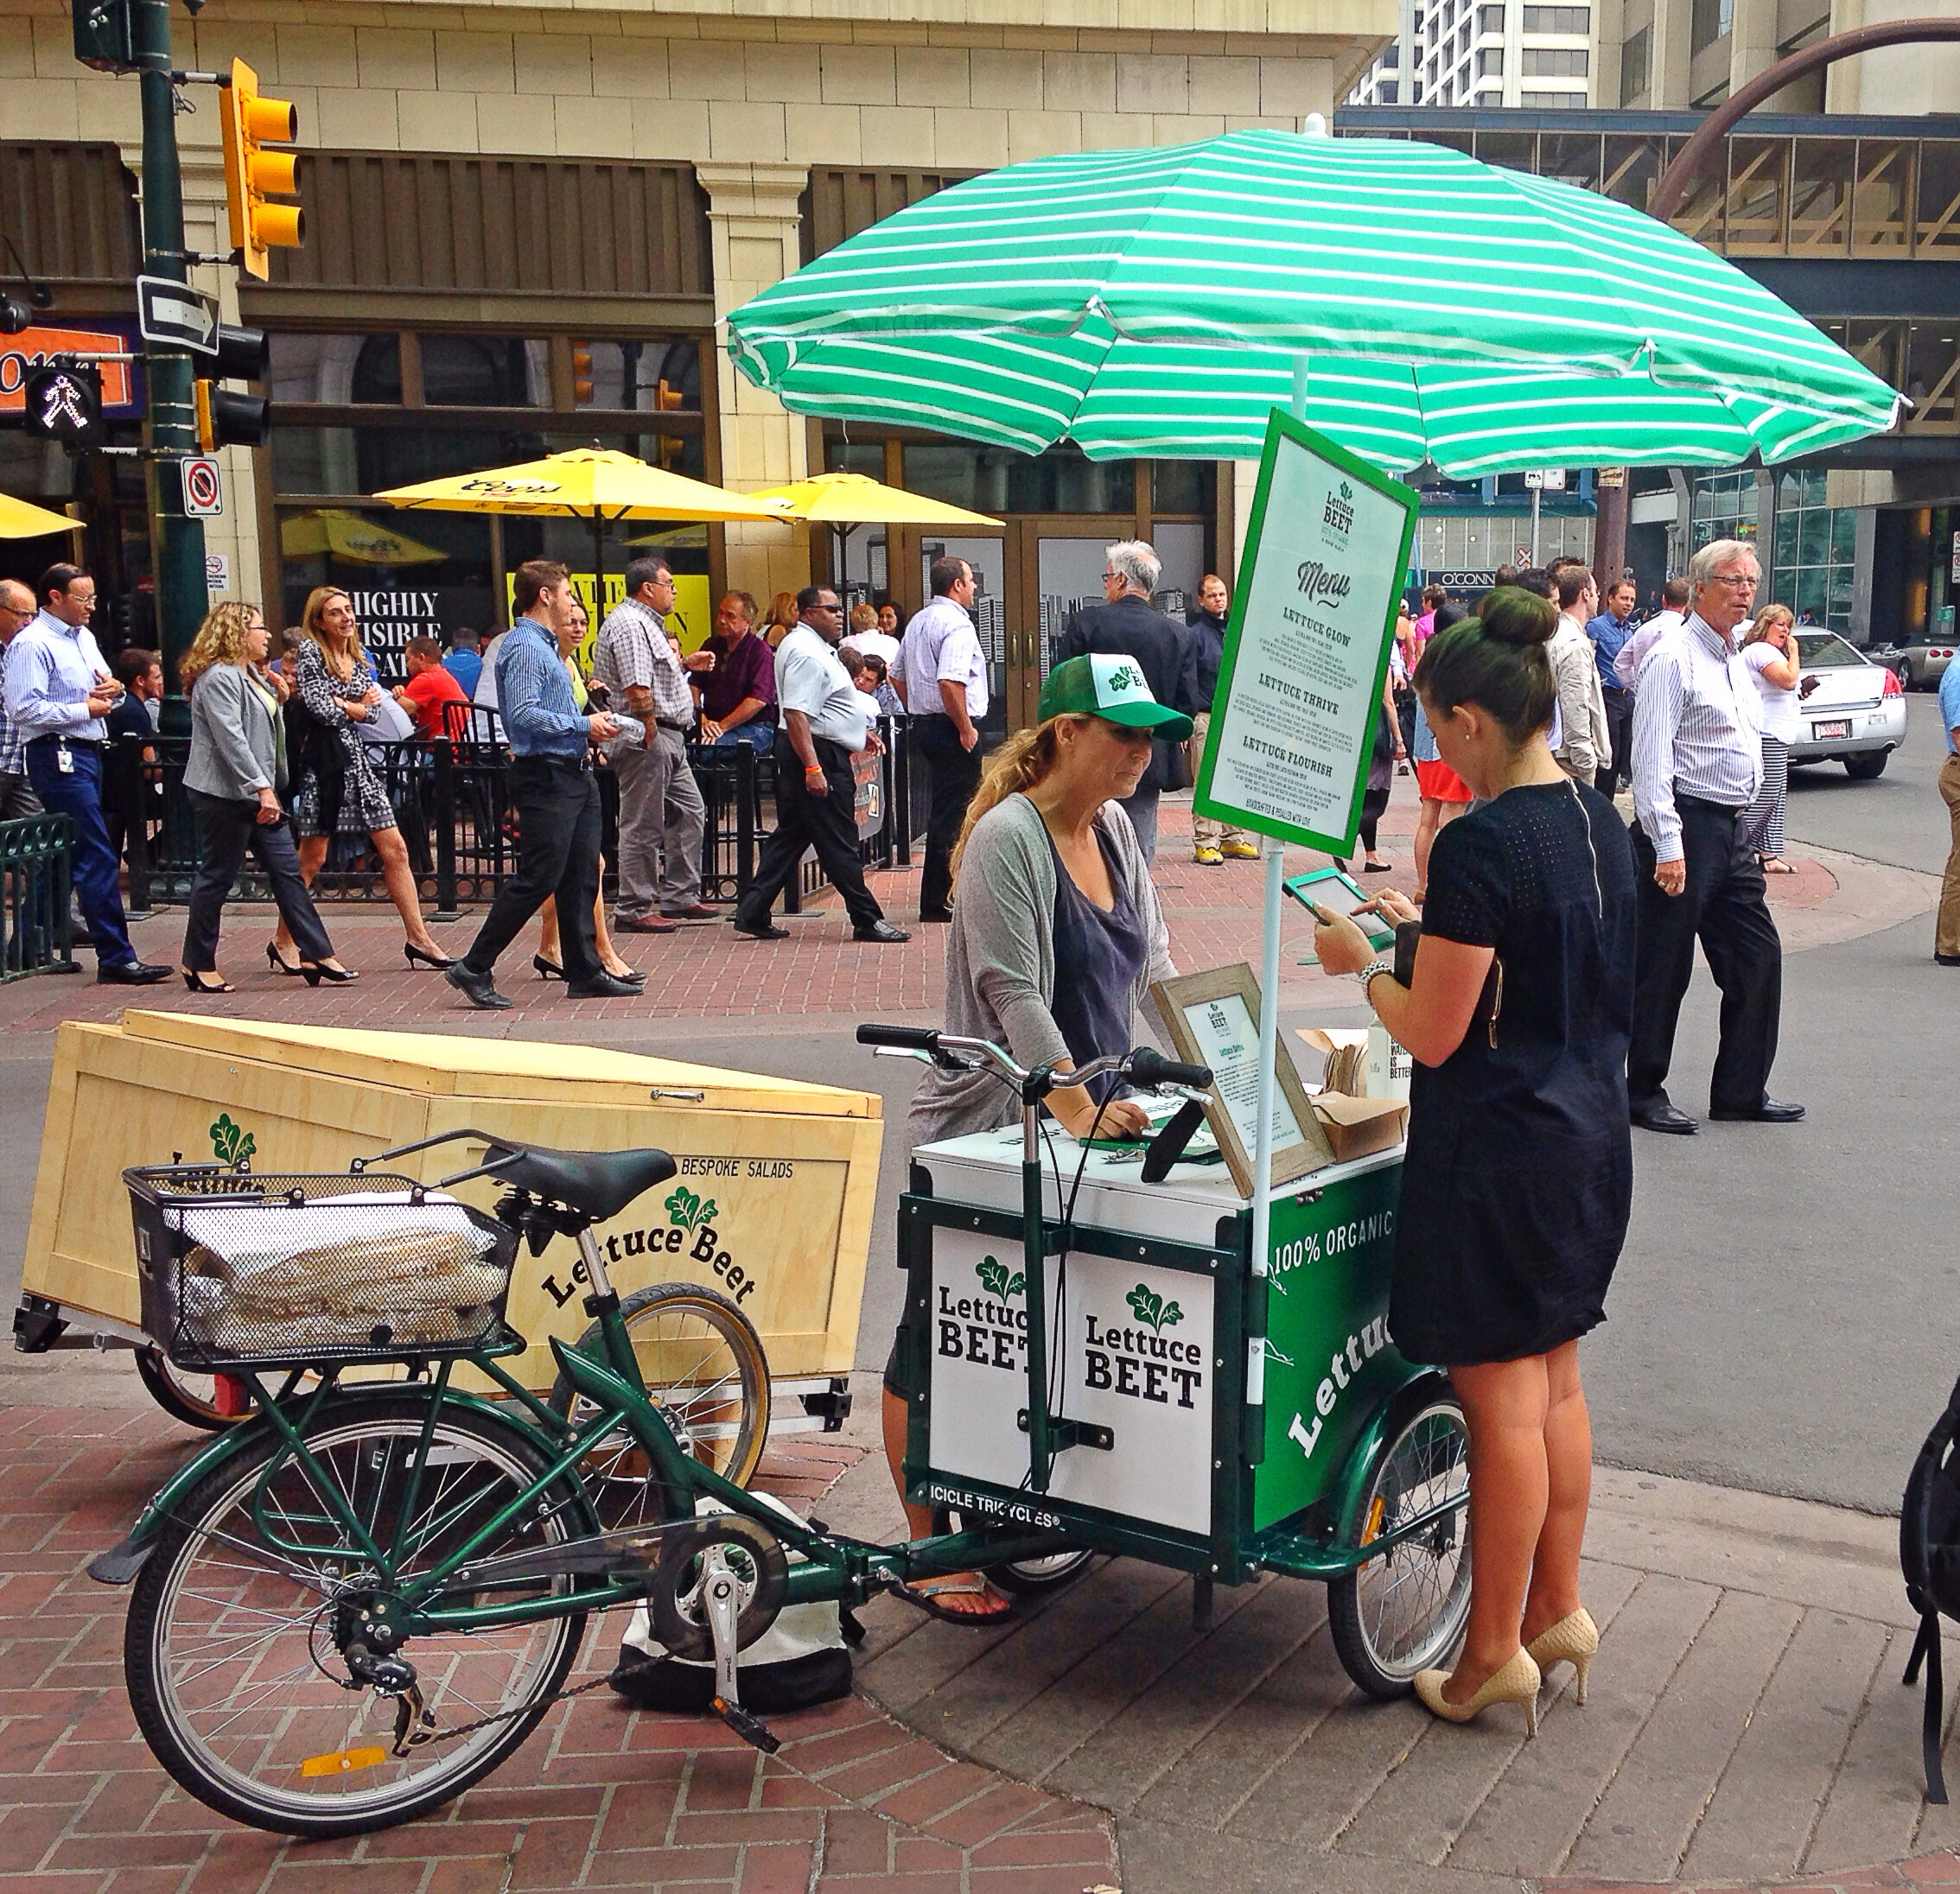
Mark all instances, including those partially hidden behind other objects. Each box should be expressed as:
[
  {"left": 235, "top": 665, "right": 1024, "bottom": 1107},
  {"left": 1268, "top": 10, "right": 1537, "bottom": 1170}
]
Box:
[{"left": 220, "top": 57, "right": 303, "bottom": 282}]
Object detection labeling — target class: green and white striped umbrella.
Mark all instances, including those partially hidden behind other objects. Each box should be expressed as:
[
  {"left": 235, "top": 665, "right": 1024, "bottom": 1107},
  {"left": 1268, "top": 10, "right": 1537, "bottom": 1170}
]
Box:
[{"left": 727, "top": 130, "right": 1901, "bottom": 474}]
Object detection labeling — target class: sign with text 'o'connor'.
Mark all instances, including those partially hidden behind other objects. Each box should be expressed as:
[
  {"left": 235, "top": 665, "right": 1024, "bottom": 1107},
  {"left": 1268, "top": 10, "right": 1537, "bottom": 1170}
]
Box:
[{"left": 1193, "top": 410, "right": 1417, "bottom": 856}]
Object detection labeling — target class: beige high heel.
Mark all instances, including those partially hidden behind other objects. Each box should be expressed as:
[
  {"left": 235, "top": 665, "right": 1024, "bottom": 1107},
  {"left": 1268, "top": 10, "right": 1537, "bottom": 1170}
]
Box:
[
  {"left": 1526, "top": 1607, "right": 1600, "bottom": 1705},
  {"left": 1414, "top": 1647, "right": 1541, "bottom": 1736}
]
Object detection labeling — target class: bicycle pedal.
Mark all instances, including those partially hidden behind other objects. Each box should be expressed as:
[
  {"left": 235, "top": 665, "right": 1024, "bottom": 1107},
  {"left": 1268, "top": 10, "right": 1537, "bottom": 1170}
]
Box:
[{"left": 711, "top": 1696, "right": 780, "bottom": 1754}]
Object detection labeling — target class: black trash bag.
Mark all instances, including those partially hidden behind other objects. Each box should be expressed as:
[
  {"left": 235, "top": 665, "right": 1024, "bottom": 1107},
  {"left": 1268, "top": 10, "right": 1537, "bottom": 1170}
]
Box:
[{"left": 1900, "top": 1370, "right": 1960, "bottom": 1802}]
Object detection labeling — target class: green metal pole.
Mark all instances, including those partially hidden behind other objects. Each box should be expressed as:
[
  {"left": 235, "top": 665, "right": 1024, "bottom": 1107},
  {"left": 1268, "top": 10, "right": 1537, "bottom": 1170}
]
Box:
[{"left": 130, "top": 0, "right": 206, "bottom": 719}]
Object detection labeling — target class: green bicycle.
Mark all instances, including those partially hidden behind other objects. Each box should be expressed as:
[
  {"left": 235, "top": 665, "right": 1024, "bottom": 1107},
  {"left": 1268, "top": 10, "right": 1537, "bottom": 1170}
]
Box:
[{"left": 91, "top": 1032, "right": 1470, "bottom": 1840}]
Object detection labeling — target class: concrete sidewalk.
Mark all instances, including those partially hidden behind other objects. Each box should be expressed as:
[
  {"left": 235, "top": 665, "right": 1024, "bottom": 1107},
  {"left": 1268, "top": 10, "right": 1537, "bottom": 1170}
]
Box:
[{"left": 808, "top": 1395, "right": 1960, "bottom": 1894}]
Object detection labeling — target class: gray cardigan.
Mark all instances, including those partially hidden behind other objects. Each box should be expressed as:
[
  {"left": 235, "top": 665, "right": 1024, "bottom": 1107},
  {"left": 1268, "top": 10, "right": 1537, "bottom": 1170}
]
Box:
[
  {"left": 184, "top": 663, "right": 280, "bottom": 801},
  {"left": 907, "top": 792, "right": 1176, "bottom": 1151}
]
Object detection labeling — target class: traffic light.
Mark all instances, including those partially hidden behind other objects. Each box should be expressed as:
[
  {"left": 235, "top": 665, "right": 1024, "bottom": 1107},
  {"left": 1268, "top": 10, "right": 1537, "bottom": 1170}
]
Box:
[
  {"left": 571, "top": 342, "right": 594, "bottom": 406},
  {"left": 219, "top": 57, "right": 303, "bottom": 281},
  {"left": 194, "top": 323, "right": 271, "bottom": 452},
  {"left": 72, "top": 0, "right": 134, "bottom": 72},
  {"left": 652, "top": 377, "right": 684, "bottom": 470},
  {"left": 22, "top": 360, "right": 104, "bottom": 447}
]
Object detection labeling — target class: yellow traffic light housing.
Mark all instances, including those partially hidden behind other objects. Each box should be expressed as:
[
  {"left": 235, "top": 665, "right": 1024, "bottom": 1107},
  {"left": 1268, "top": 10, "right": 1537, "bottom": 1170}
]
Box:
[
  {"left": 220, "top": 57, "right": 303, "bottom": 281},
  {"left": 571, "top": 343, "right": 594, "bottom": 406},
  {"left": 653, "top": 377, "right": 684, "bottom": 470},
  {"left": 194, "top": 379, "right": 214, "bottom": 454}
]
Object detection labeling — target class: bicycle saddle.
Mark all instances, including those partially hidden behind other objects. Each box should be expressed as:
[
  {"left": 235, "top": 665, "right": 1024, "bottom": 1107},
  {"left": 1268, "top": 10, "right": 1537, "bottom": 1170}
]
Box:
[{"left": 483, "top": 1142, "right": 678, "bottom": 1222}]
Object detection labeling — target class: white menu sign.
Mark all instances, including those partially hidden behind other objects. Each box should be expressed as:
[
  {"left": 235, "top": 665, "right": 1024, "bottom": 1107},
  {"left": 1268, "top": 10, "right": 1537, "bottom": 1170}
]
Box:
[{"left": 1193, "top": 410, "right": 1417, "bottom": 855}]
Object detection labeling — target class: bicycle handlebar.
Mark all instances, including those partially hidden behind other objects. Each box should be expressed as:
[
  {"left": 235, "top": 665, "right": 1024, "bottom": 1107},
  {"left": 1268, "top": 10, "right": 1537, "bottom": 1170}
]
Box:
[{"left": 856, "top": 1026, "right": 1212, "bottom": 1096}]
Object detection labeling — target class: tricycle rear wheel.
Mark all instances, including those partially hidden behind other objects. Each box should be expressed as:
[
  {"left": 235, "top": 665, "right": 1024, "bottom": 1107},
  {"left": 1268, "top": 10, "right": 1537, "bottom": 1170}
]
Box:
[{"left": 1327, "top": 1393, "right": 1472, "bottom": 1700}]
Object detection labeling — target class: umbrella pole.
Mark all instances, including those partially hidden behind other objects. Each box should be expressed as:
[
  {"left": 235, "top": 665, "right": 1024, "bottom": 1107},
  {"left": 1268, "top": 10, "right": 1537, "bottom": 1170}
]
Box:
[
  {"left": 593, "top": 512, "right": 606, "bottom": 622},
  {"left": 1246, "top": 362, "right": 1311, "bottom": 1386}
]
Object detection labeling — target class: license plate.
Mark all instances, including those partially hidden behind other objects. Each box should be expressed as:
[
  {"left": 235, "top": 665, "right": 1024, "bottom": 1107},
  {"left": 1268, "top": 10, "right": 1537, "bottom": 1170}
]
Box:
[{"left": 1812, "top": 720, "right": 1851, "bottom": 740}]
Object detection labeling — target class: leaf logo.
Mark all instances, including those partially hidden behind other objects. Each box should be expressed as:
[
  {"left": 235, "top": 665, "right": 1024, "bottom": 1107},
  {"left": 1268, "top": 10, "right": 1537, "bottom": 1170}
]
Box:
[
  {"left": 209, "top": 1113, "right": 256, "bottom": 1167},
  {"left": 976, "top": 1255, "right": 1027, "bottom": 1300},
  {"left": 1106, "top": 663, "right": 1143, "bottom": 693},
  {"left": 1125, "top": 1282, "right": 1184, "bottom": 1332},
  {"left": 1339, "top": 480, "right": 1354, "bottom": 500},
  {"left": 664, "top": 1185, "right": 718, "bottom": 1232}
]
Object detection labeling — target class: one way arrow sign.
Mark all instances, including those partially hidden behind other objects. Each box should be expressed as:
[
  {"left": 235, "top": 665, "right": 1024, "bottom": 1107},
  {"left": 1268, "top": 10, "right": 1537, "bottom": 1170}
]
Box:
[{"left": 137, "top": 276, "right": 219, "bottom": 356}]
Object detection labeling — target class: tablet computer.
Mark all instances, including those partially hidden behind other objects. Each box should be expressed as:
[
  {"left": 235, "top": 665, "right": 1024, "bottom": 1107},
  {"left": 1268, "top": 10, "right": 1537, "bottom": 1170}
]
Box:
[{"left": 1282, "top": 866, "right": 1397, "bottom": 949}]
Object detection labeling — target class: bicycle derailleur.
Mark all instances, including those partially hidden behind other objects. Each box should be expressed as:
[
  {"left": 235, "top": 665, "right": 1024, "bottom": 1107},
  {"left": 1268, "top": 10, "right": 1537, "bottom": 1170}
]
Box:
[{"left": 332, "top": 1593, "right": 436, "bottom": 1757}]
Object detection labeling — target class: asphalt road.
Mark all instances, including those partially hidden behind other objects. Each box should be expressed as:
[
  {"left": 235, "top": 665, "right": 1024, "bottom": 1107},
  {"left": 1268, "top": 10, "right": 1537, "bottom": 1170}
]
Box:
[{"left": 1, "top": 708, "right": 1950, "bottom": 1514}]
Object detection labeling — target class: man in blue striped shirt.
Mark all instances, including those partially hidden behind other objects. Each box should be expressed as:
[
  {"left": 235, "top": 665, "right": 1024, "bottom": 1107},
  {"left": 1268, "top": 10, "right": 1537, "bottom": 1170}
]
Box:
[
  {"left": 1626, "top": 538, "right": 1799, "bottom": 1134},
  {"left": 447, "top": 562, "right": 639, "bottom": 1010}
]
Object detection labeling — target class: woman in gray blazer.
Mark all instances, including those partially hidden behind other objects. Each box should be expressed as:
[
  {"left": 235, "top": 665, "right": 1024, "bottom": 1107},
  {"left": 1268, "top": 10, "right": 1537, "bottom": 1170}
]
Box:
[{"left": 180, "top": 602, "right": 351, "bottom": 991}]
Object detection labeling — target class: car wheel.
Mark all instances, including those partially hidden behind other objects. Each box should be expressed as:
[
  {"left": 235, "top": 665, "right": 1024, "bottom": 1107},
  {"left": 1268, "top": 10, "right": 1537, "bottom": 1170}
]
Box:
[{"left": 1844, "top": 752, "right": 1888, "bottom": 780}]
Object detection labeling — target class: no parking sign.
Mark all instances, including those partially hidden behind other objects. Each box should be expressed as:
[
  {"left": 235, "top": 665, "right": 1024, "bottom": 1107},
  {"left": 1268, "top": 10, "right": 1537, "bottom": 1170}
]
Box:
[{"left": 181, "top": 456, "right": 222, "bottom": 518}]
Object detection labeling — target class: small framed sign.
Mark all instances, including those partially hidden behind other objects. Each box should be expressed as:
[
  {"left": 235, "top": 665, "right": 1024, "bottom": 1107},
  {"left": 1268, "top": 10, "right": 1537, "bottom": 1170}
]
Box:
[{"left": 1149, "top": 963, "right": 1333, "bottom": 1198}]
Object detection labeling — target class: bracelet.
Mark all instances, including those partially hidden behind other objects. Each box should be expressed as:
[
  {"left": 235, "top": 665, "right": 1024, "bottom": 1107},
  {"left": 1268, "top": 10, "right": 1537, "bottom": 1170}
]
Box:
[
  {"left": 1357, "top": 957, "right": 1396, "bottom": 1000},
  {"left": 804, "top": 762, "right": 824, "bottom": 775}
]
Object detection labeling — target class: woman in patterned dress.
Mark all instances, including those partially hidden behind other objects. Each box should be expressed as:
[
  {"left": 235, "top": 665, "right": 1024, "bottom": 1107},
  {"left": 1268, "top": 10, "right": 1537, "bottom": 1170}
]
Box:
[{"left": 272, "top": 586, "right": 453, "bottom": 974}]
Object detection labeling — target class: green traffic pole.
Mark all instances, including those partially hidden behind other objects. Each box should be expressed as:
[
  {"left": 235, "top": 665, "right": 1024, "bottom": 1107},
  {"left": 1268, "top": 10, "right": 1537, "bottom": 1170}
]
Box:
[{"left": 130, "top": 0, "right": 207, "bottom": 726}]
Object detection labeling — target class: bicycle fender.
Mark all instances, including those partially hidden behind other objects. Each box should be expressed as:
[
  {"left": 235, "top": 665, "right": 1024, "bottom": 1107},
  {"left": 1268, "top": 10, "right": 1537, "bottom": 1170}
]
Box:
[
  {"left": 84, "top": 1385, "right": 531, "bottom": 1584},
  {"left": 1327, "top": 1364, "right": 1455, "bottom": 1538}
]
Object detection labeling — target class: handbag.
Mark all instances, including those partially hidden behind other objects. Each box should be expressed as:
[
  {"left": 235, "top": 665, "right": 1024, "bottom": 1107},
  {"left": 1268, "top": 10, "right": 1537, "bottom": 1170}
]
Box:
[{"left": 1394, "top": 920, "right": 1504, "bottom": 1044}]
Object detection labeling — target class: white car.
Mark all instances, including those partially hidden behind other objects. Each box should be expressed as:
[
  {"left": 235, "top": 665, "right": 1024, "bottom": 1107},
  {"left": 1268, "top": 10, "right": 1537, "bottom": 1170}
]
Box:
[{"left": 1788, "top": 632, "right": 1907, "bottom": 779}]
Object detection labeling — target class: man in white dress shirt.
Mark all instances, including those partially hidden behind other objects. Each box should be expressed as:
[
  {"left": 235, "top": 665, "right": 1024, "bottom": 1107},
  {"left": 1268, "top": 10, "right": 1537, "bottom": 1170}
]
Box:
[
  {"left": 894, "top": 557, "right": 987, "bottom": 922},
  {"left": 1626, "top": 539, "right": 1802, "bottom": 1134}
]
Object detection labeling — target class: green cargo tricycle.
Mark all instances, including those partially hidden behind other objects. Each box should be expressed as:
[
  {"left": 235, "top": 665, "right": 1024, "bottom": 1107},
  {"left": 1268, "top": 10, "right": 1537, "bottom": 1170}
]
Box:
[{"left": 86, "top": 1026, "right": 1468, "bottom": 1838}]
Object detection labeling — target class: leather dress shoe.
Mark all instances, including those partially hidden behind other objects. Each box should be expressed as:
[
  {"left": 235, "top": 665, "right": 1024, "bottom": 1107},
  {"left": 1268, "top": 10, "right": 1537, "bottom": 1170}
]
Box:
[
  {"left": 731, "top": 918, "right": 789, "bottom": 942},
  {"left": 616, "top": 914, "right": 678, "bottom": 935},
  {"left": 1630, "top": 1098, "right": 1698, "bottom": 1135},
  {"left": 98, "top": 960, "right": 172, "bottom": 986},
  {"left": 1709, "top": 1097, "right": 1806, "bottom": 1123},
  {"left": 854, "top": 920, "right": 911, "bottom": 944},
  {"left": 565, "top": 972, "right": 640, "bottom": 998},
  {"left": 445, "top": 963, "right": 512, "bottom": 1011},
  {"left": 659, "top": 903, "right": 722, "bottom": 923}
]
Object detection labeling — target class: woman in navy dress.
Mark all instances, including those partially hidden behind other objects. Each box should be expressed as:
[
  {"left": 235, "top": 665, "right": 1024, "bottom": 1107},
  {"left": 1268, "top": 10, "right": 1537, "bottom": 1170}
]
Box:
[{"left": 1314, "top": 588, "right": 1637, "bottom": 1738}]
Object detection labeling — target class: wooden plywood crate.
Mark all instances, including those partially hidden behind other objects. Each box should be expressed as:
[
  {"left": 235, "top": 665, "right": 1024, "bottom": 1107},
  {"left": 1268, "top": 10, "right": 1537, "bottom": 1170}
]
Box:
[{"left": 23, "top": 1012, "right": 882, "bottom": 1389}]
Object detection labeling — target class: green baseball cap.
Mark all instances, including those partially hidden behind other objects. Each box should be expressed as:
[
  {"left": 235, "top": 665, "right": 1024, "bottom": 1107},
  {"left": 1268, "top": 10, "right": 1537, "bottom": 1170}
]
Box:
[{"left": 1039, "top": 653, "right": 1193, "bottom": 740}]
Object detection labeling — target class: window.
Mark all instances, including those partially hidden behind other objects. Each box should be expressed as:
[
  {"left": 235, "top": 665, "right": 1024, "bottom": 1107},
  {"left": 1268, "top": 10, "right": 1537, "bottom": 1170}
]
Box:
[
  {"left": 1380, "top": 41, "right": 1399, "bottom": 66},
  {"left": 1691, "top": 0, "right": 1734, "bottom": 53},
  {"left": 419, "top": 335, "right": 551, "bottom": 409},
  {"left": 1522, "top": 4, "right": 1588, "bottom": 27},
  {"left": 1770, "top": 471, "right": 1855, "bottom": 630},
  {"left": 1378, "top": 78, "right": 1400, "bottom": 99},
  {"left": 1620, "top": 26, "right": 1651, "bottom": 104},
  {"left": 570, "top": 339, "right": 701, "bottom": 414},
  {"left": 1478, "top": 6, "right": 1505, "bottom": 29},
  {"left": 1477, "top": 47, "right": 1505, "bottom": 73},
  {"left": 269, "top": 334, "right": 402, "bottom": 406},
  {"left": 1523, "top": 46, "right": 1589, "bottom": 73}
]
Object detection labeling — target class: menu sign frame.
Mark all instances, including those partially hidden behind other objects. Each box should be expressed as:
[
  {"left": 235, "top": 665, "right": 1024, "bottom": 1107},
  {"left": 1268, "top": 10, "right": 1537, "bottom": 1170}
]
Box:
[{"left": 1193, "top": 410, "right": 1418, "bottom": 855}]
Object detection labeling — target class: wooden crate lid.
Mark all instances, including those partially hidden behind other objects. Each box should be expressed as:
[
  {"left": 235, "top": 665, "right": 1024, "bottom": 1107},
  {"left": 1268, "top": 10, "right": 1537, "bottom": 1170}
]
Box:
[{"left": 117, "top": 1013, "right": 878, "bottom": 1117}]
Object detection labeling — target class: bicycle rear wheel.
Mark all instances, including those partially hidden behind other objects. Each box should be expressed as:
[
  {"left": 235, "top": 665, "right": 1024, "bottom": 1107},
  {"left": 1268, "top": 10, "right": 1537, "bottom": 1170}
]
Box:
[
  {"left": 124, "top": 1389, "right": 601, "bottom": 1838},
  {"left": 549, "top": 1283, "right": 771, "bottom": 1528}
]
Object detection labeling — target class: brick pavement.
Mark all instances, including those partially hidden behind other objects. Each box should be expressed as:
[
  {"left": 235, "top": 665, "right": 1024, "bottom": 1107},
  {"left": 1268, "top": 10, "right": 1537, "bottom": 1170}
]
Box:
[{"left": 0, "top": 1404, "right": 1117, "bottom": 1894}]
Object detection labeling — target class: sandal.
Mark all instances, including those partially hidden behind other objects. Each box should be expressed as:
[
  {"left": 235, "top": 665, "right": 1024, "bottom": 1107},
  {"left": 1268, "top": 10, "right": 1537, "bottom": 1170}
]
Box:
[
  {"left": 1761, "top": 858, "right": 1798, "bottom": 874},
  {"left": 900, "top": 1575, "right": 1015, "bottom": 1626}
]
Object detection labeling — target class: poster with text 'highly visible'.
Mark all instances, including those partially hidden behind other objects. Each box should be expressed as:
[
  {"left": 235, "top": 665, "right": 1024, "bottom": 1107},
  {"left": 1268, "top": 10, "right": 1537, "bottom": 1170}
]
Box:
[{"left": 1193, "top": 410, "right": 1417, "bottom": 855}]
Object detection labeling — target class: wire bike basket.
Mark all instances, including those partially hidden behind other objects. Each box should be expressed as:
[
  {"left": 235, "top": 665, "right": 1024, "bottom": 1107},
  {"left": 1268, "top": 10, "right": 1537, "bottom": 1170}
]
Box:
[{"left": 124, "top": 1165, "right": 520, "bottom": 1370}]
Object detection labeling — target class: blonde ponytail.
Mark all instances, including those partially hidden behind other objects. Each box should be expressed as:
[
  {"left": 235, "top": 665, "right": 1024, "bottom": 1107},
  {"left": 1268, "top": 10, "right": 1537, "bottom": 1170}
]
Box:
[{"left": 948, "top": 715, "right": 1086, "bottom": 882}]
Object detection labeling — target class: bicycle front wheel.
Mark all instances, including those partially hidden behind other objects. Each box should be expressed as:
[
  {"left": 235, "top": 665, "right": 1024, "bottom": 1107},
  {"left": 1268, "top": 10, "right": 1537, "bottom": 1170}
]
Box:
[
  {"left": 124, "top": 1390, "right": 597, "bottom": 1838},
  {"left": 1327, "top": 1394, "right": 1473, "bottom": 1700}
]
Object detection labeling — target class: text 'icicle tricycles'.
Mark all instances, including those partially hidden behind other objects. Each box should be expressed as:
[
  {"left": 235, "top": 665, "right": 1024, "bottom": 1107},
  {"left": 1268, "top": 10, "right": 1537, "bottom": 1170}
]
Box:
[{"left": 86, "top": 1026, "right": 1468, "bottom": 1837}]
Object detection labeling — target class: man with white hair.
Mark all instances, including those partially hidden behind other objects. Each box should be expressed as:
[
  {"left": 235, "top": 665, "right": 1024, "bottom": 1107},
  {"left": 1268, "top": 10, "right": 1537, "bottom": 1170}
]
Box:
[
  {"left": 1626, "top": 537, "right": 1801, "bottom": 1134},
  {"left": 1060, "top": 539, "right": 1200, "bottom": 861}
]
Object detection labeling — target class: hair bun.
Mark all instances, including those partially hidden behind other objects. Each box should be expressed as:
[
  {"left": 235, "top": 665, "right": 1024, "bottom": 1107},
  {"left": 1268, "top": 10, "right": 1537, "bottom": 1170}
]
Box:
[{"left": 1475, "top": 586, "right": 1558, "bottom": 650}]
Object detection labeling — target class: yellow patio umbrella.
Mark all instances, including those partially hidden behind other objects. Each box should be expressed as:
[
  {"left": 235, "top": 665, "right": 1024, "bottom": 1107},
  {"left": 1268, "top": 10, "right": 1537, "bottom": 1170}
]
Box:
[
  {"left": 748, "top": 469, "right": 1000, "bottom": 604},
  {"left": 746, "top": 469, "right": 1002, "bottom": 529},
  {"left": 280, "top": 507, "right": 448, "bottom": 566},
  {"left": 376, "top": 448, "right": 790, "bottom": 615},
  {"left": 0, "top": 493, "right": 83, "bottom": 538}
]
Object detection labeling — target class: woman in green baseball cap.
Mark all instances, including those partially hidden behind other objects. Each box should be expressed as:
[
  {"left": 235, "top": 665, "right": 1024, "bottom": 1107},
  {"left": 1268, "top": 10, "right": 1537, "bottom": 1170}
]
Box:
[{"left": 880, "top": 652, "right": 1192, "bottom": 1623}]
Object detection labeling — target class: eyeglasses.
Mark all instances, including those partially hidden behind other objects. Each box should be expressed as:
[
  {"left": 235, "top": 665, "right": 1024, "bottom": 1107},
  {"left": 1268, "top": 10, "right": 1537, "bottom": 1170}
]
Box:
[
  {"left": 1710, "top": 574, "right": 1760, "bottom": 590},
  {"left": 811, "top": 601, "right": 841, "bottom": 613}
]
